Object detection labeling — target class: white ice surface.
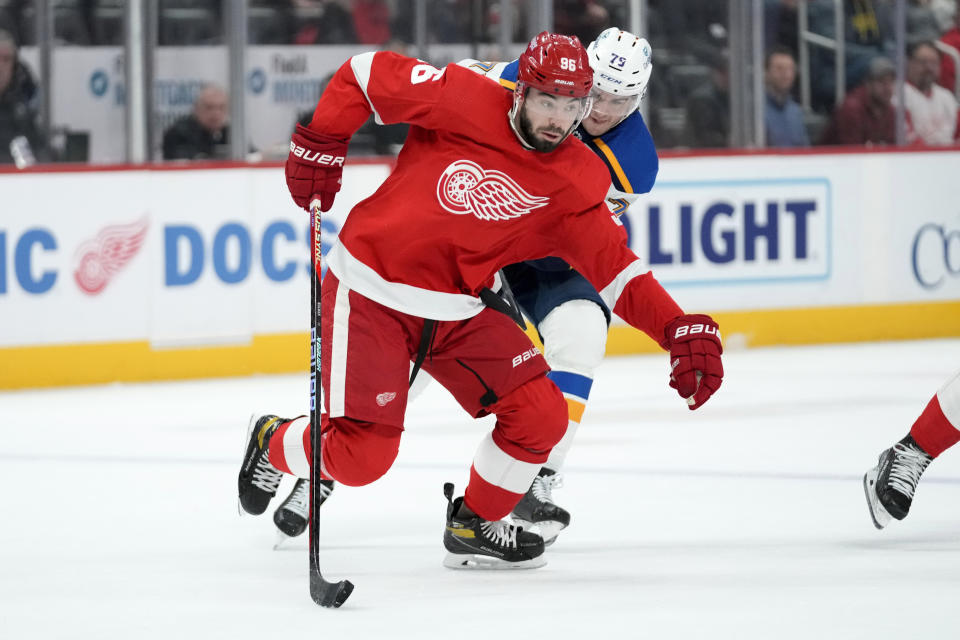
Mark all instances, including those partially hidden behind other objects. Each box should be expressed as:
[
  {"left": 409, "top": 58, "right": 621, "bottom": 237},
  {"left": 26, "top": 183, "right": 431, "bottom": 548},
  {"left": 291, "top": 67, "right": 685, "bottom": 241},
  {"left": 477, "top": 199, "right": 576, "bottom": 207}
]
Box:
[{"left": 2, "top": 339, "right": 960, "bottom": 639}]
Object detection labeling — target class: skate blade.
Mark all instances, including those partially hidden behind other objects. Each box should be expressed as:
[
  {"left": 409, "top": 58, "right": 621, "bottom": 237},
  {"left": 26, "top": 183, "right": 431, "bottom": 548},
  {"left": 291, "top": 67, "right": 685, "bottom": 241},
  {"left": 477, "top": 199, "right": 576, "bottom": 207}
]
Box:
[
  {"left": 512, "top": 518, "right": 566, "bottom": 547},
  {"left": 443, "top": 552, "right": 547, "bottom": 570},
  {"left": 863, "top": 468, "right": 892, "bottom": 530},
  {"left": 537, "top": 522, "right": 566, "bottom": 546},
  {"left": 272, "top": 519, "right": 307, "bottom": 547},
  {"left": 273, "top": 530, "right": 293, "bottom": 550}
]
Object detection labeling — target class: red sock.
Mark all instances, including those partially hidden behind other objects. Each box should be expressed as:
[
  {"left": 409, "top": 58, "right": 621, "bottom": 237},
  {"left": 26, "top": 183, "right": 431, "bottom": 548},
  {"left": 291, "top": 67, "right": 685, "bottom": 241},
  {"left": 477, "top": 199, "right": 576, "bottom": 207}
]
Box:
[{"left": 910, "top": 395, "right": 960, "bottom": 458}]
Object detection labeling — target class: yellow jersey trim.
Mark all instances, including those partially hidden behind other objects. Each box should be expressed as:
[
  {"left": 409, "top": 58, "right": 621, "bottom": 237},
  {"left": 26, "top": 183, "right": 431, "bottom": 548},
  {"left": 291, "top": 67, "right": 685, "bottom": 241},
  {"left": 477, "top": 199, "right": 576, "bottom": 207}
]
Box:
[{"left": 593, "top": 137, "right": 634, "bottom": 194}]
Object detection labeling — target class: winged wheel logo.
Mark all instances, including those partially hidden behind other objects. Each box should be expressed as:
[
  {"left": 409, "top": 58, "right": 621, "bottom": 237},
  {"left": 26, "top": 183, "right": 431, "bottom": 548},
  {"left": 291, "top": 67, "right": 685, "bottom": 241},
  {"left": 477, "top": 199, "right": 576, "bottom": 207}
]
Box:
[
  {"left": 436, "top": 160, "right": 549, "bottom": 221},
  {"left": 74, "top": 216, "right": 149, "bottom": 295}
]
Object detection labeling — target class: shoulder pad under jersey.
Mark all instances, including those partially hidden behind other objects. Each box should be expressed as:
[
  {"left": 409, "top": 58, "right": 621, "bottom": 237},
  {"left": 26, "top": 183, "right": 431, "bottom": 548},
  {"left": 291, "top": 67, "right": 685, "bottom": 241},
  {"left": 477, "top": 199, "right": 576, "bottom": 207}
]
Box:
[{"left": 458, "top": 58, "right": 519, "bottom": 91}]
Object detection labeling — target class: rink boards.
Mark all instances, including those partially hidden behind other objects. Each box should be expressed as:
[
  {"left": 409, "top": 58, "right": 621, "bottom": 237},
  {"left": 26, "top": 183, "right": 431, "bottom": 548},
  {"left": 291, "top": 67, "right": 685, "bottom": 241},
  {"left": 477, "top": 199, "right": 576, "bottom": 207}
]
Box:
[{"left": 1, "top": 149, "right": 958, "bottom": 388}]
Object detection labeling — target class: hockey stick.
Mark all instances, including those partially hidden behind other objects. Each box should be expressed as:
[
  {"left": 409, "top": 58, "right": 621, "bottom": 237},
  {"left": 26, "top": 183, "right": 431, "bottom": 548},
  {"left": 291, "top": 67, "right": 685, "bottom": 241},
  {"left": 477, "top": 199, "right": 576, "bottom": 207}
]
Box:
[{"left": 309, "top": 200, "right": 354, "bottom": 608}]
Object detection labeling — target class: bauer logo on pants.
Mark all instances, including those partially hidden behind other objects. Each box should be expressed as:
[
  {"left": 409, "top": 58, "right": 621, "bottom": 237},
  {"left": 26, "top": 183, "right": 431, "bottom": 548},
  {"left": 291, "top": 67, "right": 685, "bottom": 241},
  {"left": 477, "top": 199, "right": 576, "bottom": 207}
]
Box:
[
  {"left": 511, "top": 346, "right": 542, "bottom": 367},
  {"left": 436, "top": 160, "right": 549, "bottom": 221}
]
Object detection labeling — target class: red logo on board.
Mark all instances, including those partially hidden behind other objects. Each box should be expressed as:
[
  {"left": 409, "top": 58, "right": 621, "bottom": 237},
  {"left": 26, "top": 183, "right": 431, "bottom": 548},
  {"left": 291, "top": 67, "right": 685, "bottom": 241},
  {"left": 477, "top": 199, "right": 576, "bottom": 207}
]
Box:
[{"left": 74, "top": 217, "right": 149, "bottom": 295}]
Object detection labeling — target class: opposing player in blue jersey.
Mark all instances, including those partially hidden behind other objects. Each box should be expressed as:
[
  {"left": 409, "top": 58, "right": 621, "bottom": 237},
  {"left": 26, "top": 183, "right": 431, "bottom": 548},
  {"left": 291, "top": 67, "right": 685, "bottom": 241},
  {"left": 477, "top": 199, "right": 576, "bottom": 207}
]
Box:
[
  {"left": 462, "top": 27, "right": 657, "bottom": 544},
  {"left": 270, "top": 28, "right": 662, "bottom": 546}
]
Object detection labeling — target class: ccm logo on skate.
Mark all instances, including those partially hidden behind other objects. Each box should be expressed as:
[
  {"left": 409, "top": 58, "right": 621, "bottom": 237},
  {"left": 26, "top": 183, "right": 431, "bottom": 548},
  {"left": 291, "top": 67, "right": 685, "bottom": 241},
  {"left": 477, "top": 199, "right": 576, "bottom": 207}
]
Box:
[
  {"left": 512, "top": 346, "right": 542, "bottom": 367},
  {"left": 673, "top": 324, "right": 720, "bottom": 340},
  {"left": 289, "top": 142, "right": 344, "bottom": 166}
]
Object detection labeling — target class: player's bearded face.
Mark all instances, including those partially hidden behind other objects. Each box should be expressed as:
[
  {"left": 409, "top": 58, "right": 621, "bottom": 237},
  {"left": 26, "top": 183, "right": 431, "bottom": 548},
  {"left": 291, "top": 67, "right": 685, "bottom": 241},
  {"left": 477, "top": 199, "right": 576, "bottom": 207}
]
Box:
[{"left": 517, "top": 88, "right": 585, "bottom": 152}]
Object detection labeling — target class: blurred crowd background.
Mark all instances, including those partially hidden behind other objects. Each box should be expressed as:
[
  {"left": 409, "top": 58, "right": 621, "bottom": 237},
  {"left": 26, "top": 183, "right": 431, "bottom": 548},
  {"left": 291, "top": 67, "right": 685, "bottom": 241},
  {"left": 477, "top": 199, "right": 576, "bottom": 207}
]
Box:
[{"left": 1, "top": 0, "right": 958, "bottom": 166}]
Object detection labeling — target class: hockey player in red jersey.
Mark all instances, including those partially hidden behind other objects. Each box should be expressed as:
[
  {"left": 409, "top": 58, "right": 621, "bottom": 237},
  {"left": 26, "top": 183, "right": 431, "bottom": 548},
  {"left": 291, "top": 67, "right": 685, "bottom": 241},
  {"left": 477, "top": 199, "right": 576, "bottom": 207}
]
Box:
[
  {"left": 237, "top": 32, "right": 724, "bottom": 569},
  {"left": 864, "top": 369, "right": 960, "bottom": 529}
]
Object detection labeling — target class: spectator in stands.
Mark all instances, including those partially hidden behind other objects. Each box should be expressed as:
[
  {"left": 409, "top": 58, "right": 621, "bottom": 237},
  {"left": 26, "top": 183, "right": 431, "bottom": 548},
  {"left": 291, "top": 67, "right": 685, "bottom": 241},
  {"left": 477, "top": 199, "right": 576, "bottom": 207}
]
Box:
[
  {"left": 162, "top": 85, "right": 231, "bottom": 161},
  {"left": 484, "top": 0, "right": 525, "bottom": 43},
  {"left": 647, "top": 0, "right": 728, "bottom": 57},
  {"left": 820, "top": 56, "right": 896, "bottom": 146},
  {"left": 684, "top": 52, "right": 730, "bottom": 148},
  {"left": 87, "top": 0, "right": 126, "bottom": 46},
  {"left": 0, "top": 29, "right": 48, "bottom": 166},
  {"left": 157, "top": 0, "right": 222, "bottom": 46},
  {"left": 291, "top": 0, "right": 356, "bottom": 44},
  {"left": 0, "top": 4, "right": 17, "bottom": 41},
  {"left": 764, "top": 46, "right": 809, "bottom": 147},
  {"left": 764, "top": 0, "right": 799, "bottom": 58},
  {"left": 932, "top": 0, "right": 958, "bottom": 27},
  {"left": 807, "top": 0, "right": 893, "bottom": 111},
  {"left": 391, "top": 0, "right": 469, "bottom": 44},
  {"left": 554, "top": 0, "right": 611, "bottom": 45},
  {"left": 53, "top": 0, "right": 93, "bottom": 45},
  {"left": 938, "top": 0, "right": 960, "bottom": 94},
  {"left": 248, "top": 0, "right": 293, "bottom": 44},
  {"left": 904, "top": 40, "right": 960, "bottom": 144},
  {"left": 908, "top": 0, "right": 944, "bottom": 46},
  {"left": 351, "top": 0, "right": 391, "bottom": 44}
]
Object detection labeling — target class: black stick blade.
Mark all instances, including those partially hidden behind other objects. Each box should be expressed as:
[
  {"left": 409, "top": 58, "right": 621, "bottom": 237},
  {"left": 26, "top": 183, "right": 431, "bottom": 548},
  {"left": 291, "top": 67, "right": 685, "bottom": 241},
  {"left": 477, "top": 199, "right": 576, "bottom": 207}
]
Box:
[{"left": 310, "top": 574, "right": 354, "bottom": 608}]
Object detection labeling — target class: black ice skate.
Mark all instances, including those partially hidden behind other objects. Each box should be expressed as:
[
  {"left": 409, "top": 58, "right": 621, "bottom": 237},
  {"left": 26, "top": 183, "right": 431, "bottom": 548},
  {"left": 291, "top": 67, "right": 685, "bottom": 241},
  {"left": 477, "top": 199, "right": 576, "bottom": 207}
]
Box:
[
  {"left": 273, "top": 477, "right": 335, "bottom": 546},
  {"left": 863, "top": 435, "right": 933, "bottom": 530},
  {"left": 238, "top": 414, "right": 285, "bottom": 516},
  {"left": 510, "top": 468, "right": 570, "bottom": 545},
  {"left": 442, "top": 483, "right": 546, "bottom": 570}
]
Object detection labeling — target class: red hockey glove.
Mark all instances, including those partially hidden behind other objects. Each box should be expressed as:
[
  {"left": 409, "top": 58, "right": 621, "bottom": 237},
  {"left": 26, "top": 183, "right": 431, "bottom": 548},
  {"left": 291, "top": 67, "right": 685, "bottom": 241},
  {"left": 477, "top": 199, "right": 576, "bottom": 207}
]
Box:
[
  {"left": 664, "top": 314, "right": 723, "bottom": 410},
  {"left": 285, "top": 123, "right": 348, "bottom": 212}
]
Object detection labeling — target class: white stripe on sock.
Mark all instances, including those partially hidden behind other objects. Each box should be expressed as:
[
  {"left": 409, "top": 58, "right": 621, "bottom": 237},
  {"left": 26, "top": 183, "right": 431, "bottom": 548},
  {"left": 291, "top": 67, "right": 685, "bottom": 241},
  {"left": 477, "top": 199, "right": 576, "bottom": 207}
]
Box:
[
  {"left": 282, "top": 416, "right": 311, "bottom": 479},
  {"left": 472, "top": 432, "right": 541, "bottom": 494}
]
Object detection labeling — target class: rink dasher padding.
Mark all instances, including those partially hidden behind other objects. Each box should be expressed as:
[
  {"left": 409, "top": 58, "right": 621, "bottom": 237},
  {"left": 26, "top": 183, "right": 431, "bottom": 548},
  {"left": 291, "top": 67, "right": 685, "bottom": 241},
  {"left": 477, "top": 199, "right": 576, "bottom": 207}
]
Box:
[
  {"left": 1, "top": 148, "right": 958, "bottom": 389},
  {"left": 3, "top": 300, "right": 959, "bottom": 389}
]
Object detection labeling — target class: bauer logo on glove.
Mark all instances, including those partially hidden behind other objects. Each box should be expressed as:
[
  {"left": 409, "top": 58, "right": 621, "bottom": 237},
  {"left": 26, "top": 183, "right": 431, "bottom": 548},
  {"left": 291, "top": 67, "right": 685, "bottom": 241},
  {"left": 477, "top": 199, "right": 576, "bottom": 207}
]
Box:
[
  {"left": 289, "top": 140, "right": 346, "bottom": 167},
  {"left": 285, "top": 124, "right": 349, "bottom": 213},
  {"left": 672, "top": 322, "right": 720, "bottom": 341},
  {"left": 664, "top": 313, "right": 724, "bottom": 410}
]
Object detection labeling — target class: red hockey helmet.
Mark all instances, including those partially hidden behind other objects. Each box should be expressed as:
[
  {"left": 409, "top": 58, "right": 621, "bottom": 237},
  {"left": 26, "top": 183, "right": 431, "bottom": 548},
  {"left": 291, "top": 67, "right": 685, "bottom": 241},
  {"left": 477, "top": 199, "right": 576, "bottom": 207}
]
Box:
[{"left": 517, "top": 31, "right": 593, "bottom": 98}]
